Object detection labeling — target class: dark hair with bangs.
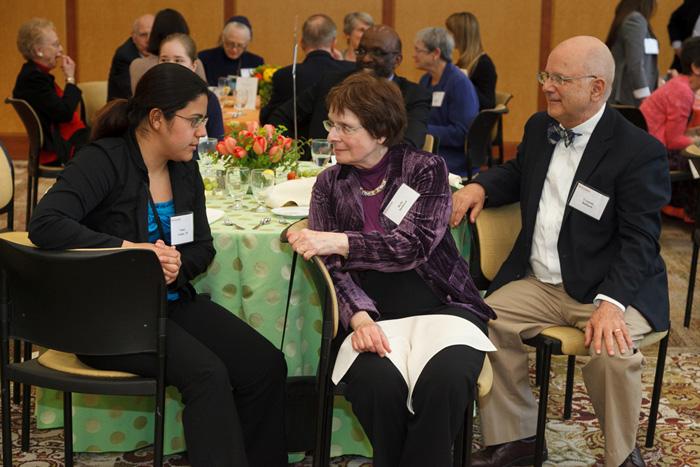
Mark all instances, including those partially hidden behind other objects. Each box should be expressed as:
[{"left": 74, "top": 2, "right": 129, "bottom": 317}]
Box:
[
  {"left": 326, "top": 71, "right": 407, "bottom": 147},
  {"left": 681, "top": 37, "right": 700, "bottom": 75}
]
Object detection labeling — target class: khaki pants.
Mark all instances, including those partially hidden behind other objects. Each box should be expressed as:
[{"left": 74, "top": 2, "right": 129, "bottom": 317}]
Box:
[{"left": 479, "top": 276, "right": 652, "bottom": 467}]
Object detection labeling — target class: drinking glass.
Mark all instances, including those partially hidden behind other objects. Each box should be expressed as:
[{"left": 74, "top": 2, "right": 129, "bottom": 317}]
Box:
[
  {"left": 233, "top": 88, "right": 249, "bottom": 118},
  {"left": 311, "top": 139, "right": 333, "bottom": 167},
  {"left": 217, "top": 77, "right": 230, "bottom": 98},
  {"left": 197, "top": 137, "right": 217, "bottom": 159},
  {"left": 226, "top": 167, "right": 251, "bottom": 210},
  {"left": 250, "top": 169, "right": 275, "bottom": 213}
]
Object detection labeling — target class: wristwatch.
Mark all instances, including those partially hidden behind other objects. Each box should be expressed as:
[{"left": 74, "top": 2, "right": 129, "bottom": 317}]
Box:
[{"left": 66, "top": 77, "right": 75, "bottom": 84}]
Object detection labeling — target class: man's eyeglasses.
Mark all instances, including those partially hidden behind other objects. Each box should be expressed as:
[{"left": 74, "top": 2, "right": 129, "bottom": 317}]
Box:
[
  {"left": 537, "top": 71, "right": 597, "bottom": 86},
  {"left": 355, "top": 47, "right": 399, "bottom": 58},
  {"left": 323, "top": 120, "right": 363, "bottom": 136},
  {"left": 175, "top": 114, "right": 208, "bottom": 129},
  {"left": 223, "top": 41, "right": 248, "bottom": 50}
]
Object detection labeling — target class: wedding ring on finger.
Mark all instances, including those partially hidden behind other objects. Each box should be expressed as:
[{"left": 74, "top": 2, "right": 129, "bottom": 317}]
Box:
[{"left": 613, "top": 328, "right": 622, "bottom": 334}]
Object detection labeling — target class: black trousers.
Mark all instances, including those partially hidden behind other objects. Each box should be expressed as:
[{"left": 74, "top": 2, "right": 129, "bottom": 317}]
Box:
[
  {"left": 79, "top": 294, "right": 288, "bottom": 467},
  {"left": 343, "top": 344, "right": 484, "bottom": 467}
]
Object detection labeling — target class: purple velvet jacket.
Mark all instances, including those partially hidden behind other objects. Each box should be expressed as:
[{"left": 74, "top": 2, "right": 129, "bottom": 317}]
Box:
[{"left": 309, "top": 144, "right": 496, "bottom": 329}]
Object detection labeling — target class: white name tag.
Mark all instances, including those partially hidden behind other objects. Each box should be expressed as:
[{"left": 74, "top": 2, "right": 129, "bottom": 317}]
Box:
[
  {"left": 170, "top": 212, "right": 194, "bottom": 245},
  {"left": 432, "top": 91, "right": 445, "bottom": 107},
  {"left": 383, "top": 183, "right": 420, "bottom": 225},
  {"left": 644, "top": 38, "right": 659, "bottom": 55},
  {"left": 568, "top": 182, "right": 609, "bottom": 221},
  {"left": 690, "top": 159, "right": 700, "bottom": 180}
]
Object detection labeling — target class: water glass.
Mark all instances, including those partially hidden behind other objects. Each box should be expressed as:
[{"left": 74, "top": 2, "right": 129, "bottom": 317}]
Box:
[
  {"left": 226, "top": 167, "right": 251, "bottom": 210},
  {"left": 233, "top": 88, "right": 249, "bottom": 117},
  {"left": 250, "top": 169, "right": 275, "bottom": 213},
  {"left": 217, "top": 77, "right": 230, "bottom": 98},
  {"left": 311, "top": 139, "right": 333, "bottom": 167},
  {"left": 197, "top": 137, "right": 218, "bottom": 159}
]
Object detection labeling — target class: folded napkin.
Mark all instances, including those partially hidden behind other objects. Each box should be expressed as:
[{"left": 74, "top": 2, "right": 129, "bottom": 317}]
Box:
[{"left": 265, "top": 177, "right": 316, "bottom": 208}]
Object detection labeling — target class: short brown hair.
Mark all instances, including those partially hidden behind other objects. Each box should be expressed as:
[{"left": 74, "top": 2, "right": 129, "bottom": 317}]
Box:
[
  {"left": 326, "top": 71, "right": 406, "bottom": 146},
  {"left": 17, "top": 18, "right": 54, "bottom": 61}
]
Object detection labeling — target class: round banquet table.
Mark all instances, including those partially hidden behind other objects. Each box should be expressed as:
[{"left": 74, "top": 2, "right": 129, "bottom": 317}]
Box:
[{"left": 35, "top": 191, "right": 472, "bottom": 459}]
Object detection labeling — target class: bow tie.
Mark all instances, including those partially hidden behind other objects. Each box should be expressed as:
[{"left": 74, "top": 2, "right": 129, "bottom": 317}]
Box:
[{"left": 547, "top": 123, "right": 581, "bottom": 148}]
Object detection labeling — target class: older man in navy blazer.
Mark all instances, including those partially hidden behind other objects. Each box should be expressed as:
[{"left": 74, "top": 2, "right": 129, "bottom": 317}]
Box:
[{"left": 451, "top": 36, "right": 669, "bottom": 467}]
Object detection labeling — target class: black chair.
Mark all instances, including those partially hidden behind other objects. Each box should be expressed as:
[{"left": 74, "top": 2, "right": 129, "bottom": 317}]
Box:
[
  {"left": 610, "top": 104, "right": 648, "bottom": 131},
  {"left": 4, "top": 98, "right": 62, "bottom": 228},
  {"left": 0, "top": 141, "right": 14, "bottom": 233},
  {"left": 281, "top": 219, "right": 492, "bottom": 467},
  {"left": 492, "top": 92, "right": 513, "bottom": 165},
  {"left": 464, "top": 107, "right": 509, "bottom": 182},
  {"left": 469, "top": 203, "right": 669, "bottom": 467},
  {"left": 685, "top": 170, "right": 700, "bottom": 327},
  {"left": 0, "top": 235, "right": 167, "bottom": 467}
]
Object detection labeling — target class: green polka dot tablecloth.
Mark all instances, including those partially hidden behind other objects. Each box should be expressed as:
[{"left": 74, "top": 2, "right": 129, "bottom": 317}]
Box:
[{"left": 35, "top": 193, "right": 471, "bottom": 458}]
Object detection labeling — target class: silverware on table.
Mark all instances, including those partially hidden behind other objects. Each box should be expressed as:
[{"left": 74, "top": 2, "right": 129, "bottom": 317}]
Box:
[
  {"left": 251, "top": 217, "right": 271, "bottom": 230},
  {"left": 223, "top": 218, "right": 245, "bottom": 230}
]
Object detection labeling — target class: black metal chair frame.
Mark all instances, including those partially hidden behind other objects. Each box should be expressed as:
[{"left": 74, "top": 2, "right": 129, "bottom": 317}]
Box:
[
  {"left": 4, "top": 98, "right": 62, "bottom": 229},
  {"left": 0, "top": 240, "right": 167, "bottom": 467},
  {"left": 281, "top": 220, "right": 476, "bottom": 467},
  {"left": 684, "top": 179, "right": 700, "bottom": 327},
  {"left": 492, "top": 92, "right": 513, "bottom": 165},
  {"left": 463, "top": 107, "right": 509, "bottom": 182}
]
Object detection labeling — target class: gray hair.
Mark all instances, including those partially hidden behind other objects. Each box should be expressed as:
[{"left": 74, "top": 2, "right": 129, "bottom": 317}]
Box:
[
  {"left": 343, "top": 12, "right": 374, "bottom": 36},
  {"left": 415, "top": 27, "right": 454, "bottom": 62},
  {"left": 17, "top": 17, "right": 54, "bottom": 60},
  {"left": 223, "top": 21, "right": 251, "bottom": 42},
  {"left": 302, "top": 14, "right": 336, "bottom": 49}
]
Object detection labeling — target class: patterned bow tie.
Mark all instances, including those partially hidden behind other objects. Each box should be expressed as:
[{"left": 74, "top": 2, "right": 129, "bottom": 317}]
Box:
[{"left": 547, "top": 123, "right": 581, "bottom": 147}]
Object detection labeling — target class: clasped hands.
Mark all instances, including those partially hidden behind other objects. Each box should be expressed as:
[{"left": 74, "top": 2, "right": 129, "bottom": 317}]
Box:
[{"left": 122, "top": 239, "right": 181, "bottom": 284}]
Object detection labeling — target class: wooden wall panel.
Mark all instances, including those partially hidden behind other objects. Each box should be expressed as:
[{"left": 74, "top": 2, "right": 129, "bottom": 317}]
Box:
[
  {"left": 1, "top": 1, "right": 67, "bottom": 137},
  {"left": 76, "top": 0, "right": 223, "bottom": 83},
  {"left": 395, "top": 0, "right": 542, "bottom": 143},
  {"left": 239, "top": 0, "right": 382, "bottom": 67},
  {"left": 552, "top": 0, "right": 682, "bottom": 77}
]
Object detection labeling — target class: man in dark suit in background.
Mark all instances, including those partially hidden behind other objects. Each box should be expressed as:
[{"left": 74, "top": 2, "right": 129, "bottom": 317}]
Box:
[
  {"left": 668, "top": 0, "right": 700, "bottom": 71},
  {"left": 268, "top": 25, "right": 430, "bottom": 150},
  {"left": 451, "top": 36, "right": 670, "bottom": 467},
  {"left": 260, "top": 14, "right": 353, "bottom": 131},
  {"left": 107, "top": 14, "right": 153, "bottom": 101}
]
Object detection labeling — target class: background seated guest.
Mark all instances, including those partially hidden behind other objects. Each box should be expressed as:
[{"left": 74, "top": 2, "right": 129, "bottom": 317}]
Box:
[
  {"left": 446, "top": 11, "right": 497, "bottom": 110},
  {"left": 414, "top": 27, "right": 479, "bottom": 177},
  {"left": 452, "top": 36, "right": 669, "bottom": 467},
  {"left": 287, "top": 72, "right": 495, "bottom": 467},
  {"left": 667, "top": 0, "right": 700, "bottom": 72},
  {"left": 159, "top": 33, "right": 224, "bottom": 140},
  {"left": 198, "top": 16, "right": 264, "bottom": 86},
  {"left": 13, "top": 17, "right": 88, "bottom": 166},
  {"left": 129, "top": 8, "right": 207, "bottom": 93},
  {"left": 107, "top": 13, "right": 154, "bottom": 101},
  {"left": 28, "top": 63, "right": 287, "bottom": 467},
  {"left": 641, "top": 36, "right": 700, "bottom": 222},
  {"left": 269, "top": 25, "right": 431, "bottom": 150},
  {"left": 607, "top": 0, "right": 658, "bottom": 106},
  {"left": 341, "top": 12, "right": 374, "bottom": 62},
  {"left": 260, "top": 14, "right": 354, "bottom": 133}
]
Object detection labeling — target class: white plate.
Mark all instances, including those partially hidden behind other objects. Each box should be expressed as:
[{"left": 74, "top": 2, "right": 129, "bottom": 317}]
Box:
[
  {"left": 271, "top": 206, "right": 310, "bottom": 218},
  {"left": 206, "top": 208, "right": 225, "bottom": 224}
]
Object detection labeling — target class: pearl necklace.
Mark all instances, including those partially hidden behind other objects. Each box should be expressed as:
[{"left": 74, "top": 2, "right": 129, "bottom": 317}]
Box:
[{"left": 360, "top": 178, "right": 388, "bottom": 197}]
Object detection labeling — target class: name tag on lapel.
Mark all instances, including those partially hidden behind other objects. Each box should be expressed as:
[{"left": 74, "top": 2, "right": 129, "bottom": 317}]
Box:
[
  {"left": 568, "top": 182, "right": 609, "bottom": 221},
  {"left": 644, "top": 38, "right": 659, "bottom": 55},
  {"left": 171, "top": 212, "right": 194, "bottom": 245},
  {"left": 432, "top": 92, "right": 445, "bottom": 107},
  {"left": 383, "top": 183, "right": 420, "bottom": 225}
]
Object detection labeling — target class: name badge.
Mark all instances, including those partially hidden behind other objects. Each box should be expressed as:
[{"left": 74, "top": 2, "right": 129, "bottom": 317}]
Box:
[
  {"left": 432, "top": 91, "right": 445, "bottom": 107},
  {"left": 383, "top": 183, "right": 420, "bottom": 225},
  {"left": 568, "top": 182, "right": 609, "bottom": 221},
  {"left": 644, "top": 38, "right": 659, "bottom": 55},
  {"left": 170, "top": 212, "right": 194, "bottom": 245}
]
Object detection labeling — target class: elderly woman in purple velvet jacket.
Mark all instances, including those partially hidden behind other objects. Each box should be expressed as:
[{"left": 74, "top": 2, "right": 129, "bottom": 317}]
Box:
[{"left": 287, "top": 72, "right": 496, "bottom": 467}]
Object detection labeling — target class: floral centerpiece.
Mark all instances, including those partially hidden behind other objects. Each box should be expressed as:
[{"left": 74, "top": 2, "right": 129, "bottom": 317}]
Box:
[
  {"left": 212, "top": 121, "right": 301, "bottom": 174},
  {"left": 253, "top": 64, "right": 278, "bottom": 107}
]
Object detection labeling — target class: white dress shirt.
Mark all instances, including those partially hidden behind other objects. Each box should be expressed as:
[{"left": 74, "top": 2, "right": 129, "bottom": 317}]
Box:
[{"left": 529, "top": 104, "right": 626, "bottom": 312}]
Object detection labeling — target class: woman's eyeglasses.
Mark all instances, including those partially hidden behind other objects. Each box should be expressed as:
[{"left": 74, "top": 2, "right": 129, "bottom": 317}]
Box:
[
  {"left": 175, "top": 114, "right": 209, "bottom": 129},
  {"left": 323, "top": 120, "right": 363, "bottom": 136}
]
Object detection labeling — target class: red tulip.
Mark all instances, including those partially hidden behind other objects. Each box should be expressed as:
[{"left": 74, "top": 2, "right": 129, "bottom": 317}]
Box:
[
  {"left": 252, "top": 136, "right": 268, "bottom": 155},
  {"left": 269, "top": 145, "right": 282, "bottom": 162},
  {"left": 263, "top": 124, "right": 276, "bottom": 139},
  {"left": 283, "top": 137, "right": 293, "bottom": 150},
  {"left": 246, "top": 121, "right": 260, "bottom": 133},
  {"left": 216, "top": 141, "right": 228, "bottom": 155},
  {"left": 232, "top": 146, "right": 247, "bottom": 159},
  {"left": 223, "top": 136, "right": 238, "bottom": 154}
]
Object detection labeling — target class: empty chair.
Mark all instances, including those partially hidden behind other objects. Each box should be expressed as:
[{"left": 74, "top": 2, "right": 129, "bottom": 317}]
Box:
[{"left": 77, "top": 80, "right": 107, "bottom": 127}]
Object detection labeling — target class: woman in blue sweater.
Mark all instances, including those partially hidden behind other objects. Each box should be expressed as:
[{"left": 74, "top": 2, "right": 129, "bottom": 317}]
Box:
[{"left": 413, "top": 27, "right": 479, "bottom": 177}]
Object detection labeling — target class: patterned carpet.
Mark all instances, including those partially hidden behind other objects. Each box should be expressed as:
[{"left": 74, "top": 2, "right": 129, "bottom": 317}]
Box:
[{"left": 3, "top": 160, "right": 700, "bottom": 466}]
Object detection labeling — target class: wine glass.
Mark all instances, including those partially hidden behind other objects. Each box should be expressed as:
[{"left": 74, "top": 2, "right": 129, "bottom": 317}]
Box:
[
  {"left": 311, "top": 139, "right": 333, "bottom": 167},
  {"left": 217, "top": 77, "right": 230, "bottom": 99},
  {"left": 232, "top": 88, "right": 249, "bottom": 118},
  {"left": 250, "top": 169, "right": 275, "bottom": 213},
  {"left": 197, "top": 137, "right": 217, "bottom": 160},
  {"left": 226, "top": 167, "right": 251, "bottom": 210}
]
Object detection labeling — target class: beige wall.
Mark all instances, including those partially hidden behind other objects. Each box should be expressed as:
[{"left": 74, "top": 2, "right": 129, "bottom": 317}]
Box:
[{"left": 0, "top": 0, "right": 689, "bottom": 144}]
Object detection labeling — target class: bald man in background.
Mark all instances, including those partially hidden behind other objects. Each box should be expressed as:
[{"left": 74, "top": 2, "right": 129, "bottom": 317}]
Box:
[
  {"left": 107, "top": 14, "right": 154, "bottom": 100},
  {"left": 452, "top": 36, "right": 670, "bottom": 467}
]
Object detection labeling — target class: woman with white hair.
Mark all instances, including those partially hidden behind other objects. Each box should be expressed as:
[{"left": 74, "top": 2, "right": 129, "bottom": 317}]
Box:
[
  {"left": 413, "top": 27, "right": 479, "bottom": 177},
  {"left": 198, "top": 16, "right": 264, "bottom": 86},
  {"left": 341, "top": 12, "right": 374, "bottom": 61},
  {"left": 13, "top": 17, "right": 88, "bottom": 166}
]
